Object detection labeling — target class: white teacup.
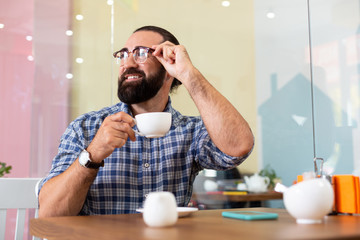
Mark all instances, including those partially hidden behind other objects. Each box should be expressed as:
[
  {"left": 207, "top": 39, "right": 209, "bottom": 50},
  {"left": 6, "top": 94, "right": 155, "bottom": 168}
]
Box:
[
  {"left": 134, "top": 112, "right": 171, "bottom": 138},
  {"left": 143, "top": 191, "right": 178, "bottom": 227},
  {"left": 282, "top": 178, "right": 334, "bottom": 224}
]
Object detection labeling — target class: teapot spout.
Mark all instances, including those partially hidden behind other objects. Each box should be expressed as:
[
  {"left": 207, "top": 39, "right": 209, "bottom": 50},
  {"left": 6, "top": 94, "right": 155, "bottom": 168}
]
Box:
[{"left": 274, "top": 182, "right": 288, "bottom": 193}]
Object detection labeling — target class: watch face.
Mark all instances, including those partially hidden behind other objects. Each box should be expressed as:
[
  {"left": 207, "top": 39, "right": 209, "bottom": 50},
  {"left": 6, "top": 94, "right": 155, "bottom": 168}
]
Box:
[{"left": 79, "top": 150, "right": 90, "bottom": 166}]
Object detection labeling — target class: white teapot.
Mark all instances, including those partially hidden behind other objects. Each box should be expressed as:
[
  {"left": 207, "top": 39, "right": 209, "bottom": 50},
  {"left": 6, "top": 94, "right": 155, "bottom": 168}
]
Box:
[
  {"left": 244, "top": 173, "right": 270, "bottom": 193},
  {"left": 275, "top": 177, "right": 334, "bottom": 224}
]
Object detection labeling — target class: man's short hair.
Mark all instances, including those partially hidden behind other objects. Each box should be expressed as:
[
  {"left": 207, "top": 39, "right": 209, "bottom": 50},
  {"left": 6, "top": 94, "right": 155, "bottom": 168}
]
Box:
[{"left": 134, "top": 26, "right": 182, "bottom": 93}]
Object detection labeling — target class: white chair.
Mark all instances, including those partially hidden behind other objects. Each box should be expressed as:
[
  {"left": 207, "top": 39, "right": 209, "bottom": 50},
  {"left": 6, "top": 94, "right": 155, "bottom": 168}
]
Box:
[{"left": 0, "top": 178, "right": 42, "bottom": 240}]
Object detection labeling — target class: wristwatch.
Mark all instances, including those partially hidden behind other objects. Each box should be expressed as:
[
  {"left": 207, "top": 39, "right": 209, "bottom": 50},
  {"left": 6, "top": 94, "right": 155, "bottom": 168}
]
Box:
[{"left": 79, "top": 149, "right": 104, "bottom": 169}]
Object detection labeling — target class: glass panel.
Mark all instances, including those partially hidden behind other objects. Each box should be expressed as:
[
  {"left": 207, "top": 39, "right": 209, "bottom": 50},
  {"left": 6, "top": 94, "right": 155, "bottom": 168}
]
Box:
[
  {"left": 255, "top": 0, "right": 314, "bottom": 186},
  {"left": 309, "top": 0, "right": 360, "bottom": 175}
]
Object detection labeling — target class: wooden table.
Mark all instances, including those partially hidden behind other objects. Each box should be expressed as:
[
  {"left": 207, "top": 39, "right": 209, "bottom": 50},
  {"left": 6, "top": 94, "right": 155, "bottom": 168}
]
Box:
[{"left": 30, "top": 207, "right": 360, "bottom": 240}]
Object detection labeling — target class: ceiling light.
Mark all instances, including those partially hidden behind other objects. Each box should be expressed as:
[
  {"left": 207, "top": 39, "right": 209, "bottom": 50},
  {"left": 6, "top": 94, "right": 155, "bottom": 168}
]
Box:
[
  {"left": 75, "top": 15, "right": 84, "bottom": 21},
  {"left": 221, "top": 1, "right": 230, "bottom": 7},
  {"left": 66, "top": 73, "right": 73, "bottom": 79},
  {"left": 107, "top": 0, "right": 114, "bottom": 5},
  {"left": 76, "top": 58, "right": 84, "bottom": 64},
  {"left": 26, "top": 35, "right": 33, "bottom": 41},
  {"left": 266, "top": 11, "right": 276, "bottom": 19},
  {"left": 66, "top": 30, "right": 73, "bottom": 36},
  {"left": 27, "top": 55, "right": 34, "bottom": 61},
  {"left": 0, "top": 23, "right": 4, "bottom": 29}
]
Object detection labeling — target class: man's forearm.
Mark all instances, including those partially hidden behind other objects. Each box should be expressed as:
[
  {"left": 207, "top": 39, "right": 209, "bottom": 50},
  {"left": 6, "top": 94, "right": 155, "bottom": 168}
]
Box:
[
  {"left": 38, "top": 158, "right": 98, "bottom": 217},
  {"left": 183, "top": 68, "right": 254, "bottom": 157}
]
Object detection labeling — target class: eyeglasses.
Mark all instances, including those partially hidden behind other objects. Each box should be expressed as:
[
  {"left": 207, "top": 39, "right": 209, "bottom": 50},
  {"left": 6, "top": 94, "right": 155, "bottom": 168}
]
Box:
[{"left": 113, "top": 46, "right": 155, "bottom": 65}]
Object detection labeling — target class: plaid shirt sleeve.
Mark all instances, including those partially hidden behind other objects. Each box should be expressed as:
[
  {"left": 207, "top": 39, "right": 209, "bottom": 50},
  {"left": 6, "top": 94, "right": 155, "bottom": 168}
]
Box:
[
  {"left": 175, "top": 113, "right": 251, "bottom": 172},
  {"left": 195, "top": 124, "right": 252, "bottom": 170}
]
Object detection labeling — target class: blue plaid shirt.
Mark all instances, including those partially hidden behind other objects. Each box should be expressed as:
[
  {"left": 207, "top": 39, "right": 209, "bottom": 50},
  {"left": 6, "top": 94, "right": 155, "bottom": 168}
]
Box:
[{"left": 40, "top": 98, "right": 249, "bottom": 215}]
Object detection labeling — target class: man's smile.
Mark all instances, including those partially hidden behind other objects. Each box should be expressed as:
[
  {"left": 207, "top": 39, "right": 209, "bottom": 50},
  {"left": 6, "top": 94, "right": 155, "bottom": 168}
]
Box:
[{"left": 125, "top": 74, "right": 143, "bottom": 82}]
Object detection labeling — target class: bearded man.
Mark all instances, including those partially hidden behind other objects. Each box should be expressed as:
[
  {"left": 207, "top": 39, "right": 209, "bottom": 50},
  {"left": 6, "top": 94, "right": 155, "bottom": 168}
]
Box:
[{"left": 38, "top": 26, "right": 254, "bottom": 217}]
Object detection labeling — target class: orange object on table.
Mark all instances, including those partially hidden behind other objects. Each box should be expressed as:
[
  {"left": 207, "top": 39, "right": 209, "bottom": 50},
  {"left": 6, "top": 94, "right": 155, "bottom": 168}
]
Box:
[{"left": 333, "top": 175, "right": 360, "bottom": 214}]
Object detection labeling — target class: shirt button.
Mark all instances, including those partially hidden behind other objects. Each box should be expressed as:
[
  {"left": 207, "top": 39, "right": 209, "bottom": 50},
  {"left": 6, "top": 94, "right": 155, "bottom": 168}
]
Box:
[
  {"left": 145, "top": 194, "right": 149, "bottom": 198},
  {"left": 144, "top": 163, "right": 150, "bottom": 168}
]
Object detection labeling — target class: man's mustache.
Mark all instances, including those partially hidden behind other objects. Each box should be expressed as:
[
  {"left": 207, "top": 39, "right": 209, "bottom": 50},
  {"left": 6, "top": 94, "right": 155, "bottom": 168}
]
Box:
[{"left": 119, "top": 68, "right": 146, "bottom": 85}]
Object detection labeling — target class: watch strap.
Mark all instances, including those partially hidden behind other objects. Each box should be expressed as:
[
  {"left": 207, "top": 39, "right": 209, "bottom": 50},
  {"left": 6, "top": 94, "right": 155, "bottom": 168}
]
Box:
[{"left": 84, "top": 160, "right": 104, "bottom": 169}]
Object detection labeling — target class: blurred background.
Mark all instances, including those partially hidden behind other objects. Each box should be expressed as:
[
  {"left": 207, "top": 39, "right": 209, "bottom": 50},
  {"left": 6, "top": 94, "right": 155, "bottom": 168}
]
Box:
[{"left": 1, "top": 0, "right": 360, "bottom": 237}]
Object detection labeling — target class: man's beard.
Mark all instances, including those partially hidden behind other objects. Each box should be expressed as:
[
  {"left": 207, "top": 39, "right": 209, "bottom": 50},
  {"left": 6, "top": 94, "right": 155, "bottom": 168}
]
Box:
[{"left": 117, "top": 66, "right": 166, "bottom": 104}]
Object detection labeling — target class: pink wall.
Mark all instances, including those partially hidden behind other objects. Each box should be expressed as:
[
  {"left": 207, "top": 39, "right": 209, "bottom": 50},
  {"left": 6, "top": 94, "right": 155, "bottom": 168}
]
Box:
[
  {"left": 0, "top": 0, "right": 34, "bottom": 178},
  {"left": 0, "top": 0, "right": 70, "bottom": 177},
  {"left": 1, "top": 0, "right": 71, "bottom": 238}
]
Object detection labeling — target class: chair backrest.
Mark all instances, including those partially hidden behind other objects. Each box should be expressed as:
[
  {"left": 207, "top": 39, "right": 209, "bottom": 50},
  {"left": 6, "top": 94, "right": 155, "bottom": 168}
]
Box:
[{"left": 0, "top": 178, "right": 42, "bottom": 240}]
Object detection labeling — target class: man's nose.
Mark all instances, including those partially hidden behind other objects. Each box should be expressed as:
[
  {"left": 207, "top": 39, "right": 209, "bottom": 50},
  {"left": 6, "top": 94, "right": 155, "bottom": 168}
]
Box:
[{"left": 123, "top": 54, "right": 138, "bottom": 69}]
